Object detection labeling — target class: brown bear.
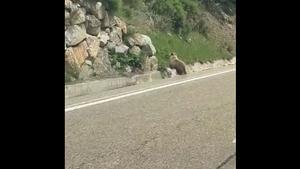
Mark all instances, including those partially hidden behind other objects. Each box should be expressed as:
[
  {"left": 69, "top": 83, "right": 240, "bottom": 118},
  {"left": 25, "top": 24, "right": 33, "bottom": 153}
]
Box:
[{"left": 169, "top": 52, "right": 187, "bottom": 75}]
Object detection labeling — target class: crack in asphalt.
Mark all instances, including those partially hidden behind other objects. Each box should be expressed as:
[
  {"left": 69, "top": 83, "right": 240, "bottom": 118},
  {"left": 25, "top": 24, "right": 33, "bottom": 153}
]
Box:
[{"left": 216, "top": 152, "right": 236, "bottom": 169}]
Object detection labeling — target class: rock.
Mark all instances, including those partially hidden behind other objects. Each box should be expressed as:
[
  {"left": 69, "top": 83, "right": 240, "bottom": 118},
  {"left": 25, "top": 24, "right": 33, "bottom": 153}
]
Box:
[
  {"left": 86, "top": 35, "right": 100, "bottom": 58},
  {"left": 115, "top": 44, "right": 129, "bottom": 54},
  {"left": 106, "top": 41, "right": 116, "bottom": 52},
  {"left": 93, "top": 48, "right": 113, "bottom": 77},
  {"left": 85, "top": 15, "right": 101, "bottom": 36},
  {"left": 70, "top": 8, "right": 85, "bottom": 25},
  {"left": 109, "top": 15, "right": 117, "bottom": 27},
  {"left": 78, "top": 22, "right": 86, "bottom": 33},
  {"left": 127, "top": 37, "right": 136, "bottom": 47},
  {"left": 65, "top": 0, "right": 72, "bottom": 10},
  {"left": 102, "top": 11, "right": 110, "bottom": 28},
  {"left": 65, "top": 41, "right": 89, "bottom": 77},
  {"left": 105, "top": 28, "right": 110, "bottom": 34},
  {"left": 126, "top": 34, "right": 156, "bottom": 56},
  {"left": 114, "top": 16, "right": 127, "bottom": 34},
  {"left": 115, "top": 62, "right": 121, "bottom": 69},
  {"left": 78, "top": 63, "right": 94, "bottom": 80},
  {"left": 65, "top": 71, "right": 76, "bottom": 82},
  {"left": 141, "top": 43, "right": 156, "bottom": 56},
  {"left": 69, "top": 41, "right": 89, "bottom": 66},
  {"left": 85, "top": 59, "right": 93, "bottom": 66},
  {"left": 65, "top": 49, "right": 79, "bottom": 78},
  {"left": 65, "top": 10, "right": 70, "bottom": 26},
  {"left": 70, "top": 3, "right": 80, "bottom": 12},
  {"left": 93, "top": 2, "right": 105, "bottom": 20},
  {"left": 166, "top": 68, "right": 177, "bottom": 78},
  {"left": 129, "top": 46, "right": 141, "bottom": 56},
  {"left": 125, "top": 66, "right": 132, "bottom": 73},
  {"left": 87, "top": 2, "right": 105, "bottom": 20},
  {"left": 77, "top": 0, "right": 104, "bottom": 20},
  {"left": 149, "top": 56, "right": 158, "bottom": 71},
  {"left": 97, "top": 31, "right": 110, "bottom": 47},
  {"left": 109, "top": 27, "right": 122, "bottom": 44},
  {"left": 65, "top": 25, "right": 86, "bottom": 47},
  {"left": 127, "top": 33, "right": 148, "bottom": 46}
]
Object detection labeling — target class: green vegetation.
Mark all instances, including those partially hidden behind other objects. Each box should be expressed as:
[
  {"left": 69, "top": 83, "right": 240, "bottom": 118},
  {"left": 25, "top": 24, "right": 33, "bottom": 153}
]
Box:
[
  {"left": 149, "top": 31, "right": 233, "bottom": 70},
  {"left": 110, "top": 53, "right": 142, "bottom": 72},
  {"left": 100, "top": 0, "right": 235, "bottom": 70},
  {"left": 100, "top": 0, "right": 123, "bottom": 15}
]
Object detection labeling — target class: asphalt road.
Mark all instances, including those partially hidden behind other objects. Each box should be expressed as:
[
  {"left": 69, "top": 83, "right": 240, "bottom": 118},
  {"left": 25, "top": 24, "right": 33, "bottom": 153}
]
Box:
[{"left": 65, "top": 66, "right": 236, "bottom": 169}]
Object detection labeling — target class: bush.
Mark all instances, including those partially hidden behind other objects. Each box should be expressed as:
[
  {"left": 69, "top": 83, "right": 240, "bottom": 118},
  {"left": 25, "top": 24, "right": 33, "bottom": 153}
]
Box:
[
  {"left": 123, "top": 0, "right": 144, "bottom": 9},
  {"left": 101, "top": 0, "right": 123, "bottom": 15},
  {"left": 122, "top": 6, "right": 133, "bottom": 19},
  {"left": 195, "top": 19, "right": 209, "bottom": 38},
  {"left": 110, "top": 53, "right": 142, "bottom": 72},
  {"left": 151, "top": 0, "right": 202, "bottom": 36}
]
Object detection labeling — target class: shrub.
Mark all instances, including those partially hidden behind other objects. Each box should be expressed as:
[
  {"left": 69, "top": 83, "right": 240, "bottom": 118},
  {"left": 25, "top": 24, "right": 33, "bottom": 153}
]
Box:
[
  {"left": 110, "top": 53, "right": 142, "bottom": 72},
  {"left": 101, "top": 0, "right": 123, "bottom": 15},
  {"left": 123, "top": 0, "right": 144, "bottom": 9}
]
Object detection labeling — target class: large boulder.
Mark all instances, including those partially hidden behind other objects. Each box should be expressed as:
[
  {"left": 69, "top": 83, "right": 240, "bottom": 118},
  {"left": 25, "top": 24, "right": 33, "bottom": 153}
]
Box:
[
  {"left": 78, "top": 63, "right": 94, "bottom": 80},
  {"left": 65, "top": 0, "right": 72, "bottom": 10},
  {"left": 109, "top": 27, "right": 122, "bottom": 44},
  {"left": 106, "top": 41, "right": 116, "bottom": 52},
  {"left": 70, "top": 8, "right": 85, "bottom": 25},
  {"left": 97, "top": 31, "right": 110, "bottom": 47},
  {"left": 90, "top": 2, "right": 105, "bottom": 20},
  {"left": 65, "top": 25, "right": 86, "bottom": 47},
  {"left": 65, "top": 41, "right": 89, "bottom": 77},
  {"left": 126, "top": 33, "right": 156, "bottom": 56},
  {"left": 78, "top": 22, "right": 86, "bottom": 33},
  {"left": 127, "top": 33, "right": 150, "bottom": 46},
  {"left": 93, "top": 48, "right": 114, "bottom": 77},
  {"left": 86, "top": 35, "right": 100, "bottom": 58},
  {"left": 69, "top": 3, "right": 80, "bottom": 12},
  {"left": 141, "top": 43, "right": 156, "bottom": 56},
  {"left": 65, "top": 10, "right": 70, "bottom": 26},
  {"left": 129, "top": 46, "right": 141, "bottom": 56},
  {"left": 115, "top": 44, "right": 129, "bottom": 54},
  {"left": 85, "top": 15, "right": 101, "bottom": 36},
  {"left": 102, "top": 11, "right": 110, "bottom": 28},
  {"left": 114, "top": 16, "right": 127, "bottom": 34},
  {"left": 76, "top": 0, "right": 105, "bottom": 20}
]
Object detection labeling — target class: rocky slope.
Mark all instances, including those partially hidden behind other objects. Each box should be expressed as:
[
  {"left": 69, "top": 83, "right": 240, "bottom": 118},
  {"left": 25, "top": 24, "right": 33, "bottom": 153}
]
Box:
[
  {"left": 65, "top": 0, "right": 158, "bottom": 82},
  {"left": 65, "top": 0, "right": 236, "bottom": 83}
]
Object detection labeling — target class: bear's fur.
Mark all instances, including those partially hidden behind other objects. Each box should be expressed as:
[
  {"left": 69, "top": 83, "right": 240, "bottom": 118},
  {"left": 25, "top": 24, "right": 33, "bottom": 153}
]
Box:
[{"left": 169, "top": 52, "right": 187, "bottom": 75}]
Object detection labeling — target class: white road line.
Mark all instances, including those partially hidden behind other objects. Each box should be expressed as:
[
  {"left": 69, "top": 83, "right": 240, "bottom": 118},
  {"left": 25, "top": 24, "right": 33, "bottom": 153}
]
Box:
[{"left": 65, "top": 69, "right": 235, "bottom": 112}]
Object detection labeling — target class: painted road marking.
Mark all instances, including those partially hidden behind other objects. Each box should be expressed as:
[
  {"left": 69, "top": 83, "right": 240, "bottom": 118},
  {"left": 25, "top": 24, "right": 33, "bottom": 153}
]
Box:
[{"left": 65, "top": 69, "right": 235, "bottom": 112}]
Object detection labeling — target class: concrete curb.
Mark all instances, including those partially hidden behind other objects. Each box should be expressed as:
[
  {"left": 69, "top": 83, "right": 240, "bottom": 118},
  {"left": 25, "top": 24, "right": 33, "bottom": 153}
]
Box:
[
  {"left": 132, "top": 71, "right": 162, "bottom": 84},
  {"left": 65, "top": 57, "right": 235, "bottom": 98},
  {"left": 65, "top": 71, "right": 163, "bottom": 98},
  {"left": 65, "top": 77, "right": 135, "bottom": 98}
]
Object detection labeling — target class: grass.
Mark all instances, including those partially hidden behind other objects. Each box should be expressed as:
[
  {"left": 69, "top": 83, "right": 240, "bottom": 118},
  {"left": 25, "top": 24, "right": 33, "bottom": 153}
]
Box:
[{"left": 149, "top": 31, "right": 233, "bottom": 70}]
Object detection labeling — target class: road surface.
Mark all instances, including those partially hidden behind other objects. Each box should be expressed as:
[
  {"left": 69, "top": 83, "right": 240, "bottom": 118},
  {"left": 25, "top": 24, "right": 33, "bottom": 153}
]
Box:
[{"left": 65, "top": 65, "right": 236, "bottom": 169}]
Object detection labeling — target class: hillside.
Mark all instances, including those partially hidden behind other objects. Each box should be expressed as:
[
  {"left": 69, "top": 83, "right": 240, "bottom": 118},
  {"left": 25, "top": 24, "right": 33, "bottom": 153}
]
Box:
[{"left": 65, "top": 0, "right": 236, "bottom": 83}]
